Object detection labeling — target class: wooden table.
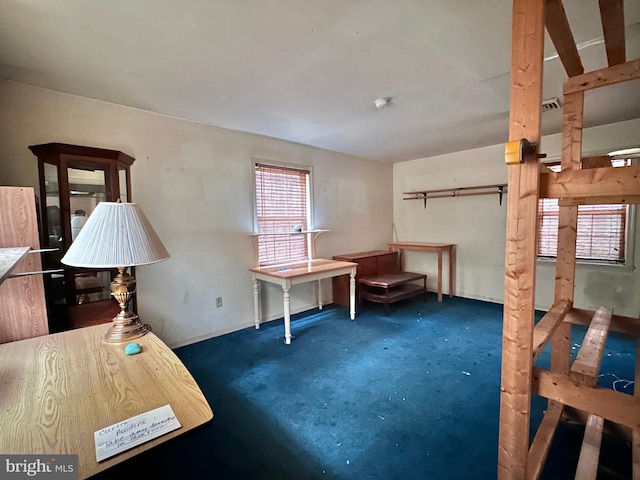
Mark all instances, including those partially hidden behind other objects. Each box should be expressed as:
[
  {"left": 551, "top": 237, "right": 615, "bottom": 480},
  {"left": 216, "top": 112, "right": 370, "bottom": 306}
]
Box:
[
  {"left": 0, "top": 325, "right": 213, "bottom": 479},
  {"left": 388, "top": 242, "right": 456, "bottom": 302},
  {"left": 250, "top": 258, "right": 357, "bottom": 344}
]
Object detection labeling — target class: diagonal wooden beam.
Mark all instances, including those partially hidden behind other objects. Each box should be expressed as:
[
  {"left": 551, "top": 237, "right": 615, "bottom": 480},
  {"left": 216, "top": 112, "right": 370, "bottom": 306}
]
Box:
[
  {"left": 532, "top": 300, "right": 572, "bottom": 361},
  {"left": 598, "top": 0, "right": 626, "bottom": 66},
  {"left": 575, "top": 414, "right": 604, "bottom": 480},
  {"left": 564, "top": 59, "right": 640, "bottom": 94},
  {"left": 544, "top": 0, "right": 584, "bottom": 76},
  {"left": 527, "top": 401, "right": 564, "bottom": 480}
]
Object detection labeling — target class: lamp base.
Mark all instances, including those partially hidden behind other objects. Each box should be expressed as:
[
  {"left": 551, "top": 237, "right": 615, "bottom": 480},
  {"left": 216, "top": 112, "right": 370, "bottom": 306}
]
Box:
[{"left": 104, "top": 312, "right": 150, "bottom": 343}]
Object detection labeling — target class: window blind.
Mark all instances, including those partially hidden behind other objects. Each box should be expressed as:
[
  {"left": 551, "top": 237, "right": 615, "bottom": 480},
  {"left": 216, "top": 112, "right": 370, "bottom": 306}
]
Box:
[
  {"left": 255, "top": 163, "right": 310, "bottom": 266},
  {"left": 537, "top": 160, "right": 629, "bottom": 263},
  {"left": 538, "top": 199, "right": 626, "bottom": 262}
]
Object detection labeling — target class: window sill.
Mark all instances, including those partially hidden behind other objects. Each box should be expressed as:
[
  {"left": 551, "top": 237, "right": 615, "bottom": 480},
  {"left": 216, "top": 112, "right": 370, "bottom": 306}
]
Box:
[
  {"left": 536, "top": 257, "right": 634, "bottom": 274},
  {"left": 249, "top": 229, "right": 329, "bottom": 236}
]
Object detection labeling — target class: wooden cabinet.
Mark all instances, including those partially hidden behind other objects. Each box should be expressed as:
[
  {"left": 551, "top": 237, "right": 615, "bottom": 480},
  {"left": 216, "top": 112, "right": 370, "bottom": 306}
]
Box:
[
  {"left": 29, "top": 143, "right": 134, "bottom": 323},
  {"left": 0, "top": 187, "right": 49, "bottom": 343},
  {"left": 331, "top": 250, "right": 399, "bottom": 307}
]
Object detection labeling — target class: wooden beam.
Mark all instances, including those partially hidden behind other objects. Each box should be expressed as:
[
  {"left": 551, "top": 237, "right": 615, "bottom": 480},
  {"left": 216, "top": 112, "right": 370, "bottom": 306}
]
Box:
[
  {"left": 552, "top": 90, "right": 583, "bottom": 374},
  {"left": 574, "top": 414, "right": 604, "bottom": 480},
  {"left": 559, "top": 195, "right": 640, "bottom": 206},
  {"left": 581, "top": 155, "right": 611, "bottom": 169},
  {"left": 527, "top": 400, "right": 564, "bottom": 480},
  {"left": 564, "top": 59, "right": 640, "bottom": 94},
  {"left": 561, "top": 92, "right": 584, "bottom": 171},
  {"left": 565, "top": 308, "right": 640, "bottom": 337},
  {"left": 498, "top": 0, "right": 544, "bottom": 478},
  {"left": 540, "top": 165, "right": 640, "bottom": 199},
  {"left": 533, "top": 300, "right": 572, "bottom": 361},
  {"left": 533, "top": 367, "right": 640, "bottom": 430},
  {"left": 544, "top": 0, "right": 584, "bottom": 76},
  {"left": 540, "top": 163, "right": 554, "bottom": 173},
  {"left": 562, "top": 406, "right": 632, "bottom": 442},
  {"left": 598, "top": 0, "right": 626, "bottom": 66},
  {"left": 569, "top": 306, "right": 613, "bottom": 386}
]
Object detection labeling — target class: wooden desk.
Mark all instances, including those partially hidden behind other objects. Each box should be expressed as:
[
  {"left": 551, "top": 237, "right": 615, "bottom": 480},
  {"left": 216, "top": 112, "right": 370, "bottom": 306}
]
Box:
[
  {"left": 0, "top": 325, "right": 213, "bottom": 479},
  {"left": 387, "top": 242, "right": 456, "bottom": 302},
  {"left": 250, "top": 259, "right": 357, "bottom": 344}
]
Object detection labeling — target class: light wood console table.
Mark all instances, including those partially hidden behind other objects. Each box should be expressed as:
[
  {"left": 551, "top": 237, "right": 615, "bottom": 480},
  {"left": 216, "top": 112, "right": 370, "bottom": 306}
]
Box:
[
  {"left": 0, "top": 325, "right": 213, "bottom": 479},
  {"left": 387, "top": 242, "right": 456, "bottom": 302},
  {"left": 251, "top": 259, "right": 357, "bottom": 344}
]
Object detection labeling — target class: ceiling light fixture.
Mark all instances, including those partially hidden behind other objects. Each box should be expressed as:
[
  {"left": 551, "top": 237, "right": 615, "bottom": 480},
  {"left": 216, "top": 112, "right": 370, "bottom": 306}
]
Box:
[
  {"left": 374, "top": 97, "right": 392, "bottom": 109},
  {"left": 608, "top": 147, "right": 640, "bottom": 157}
]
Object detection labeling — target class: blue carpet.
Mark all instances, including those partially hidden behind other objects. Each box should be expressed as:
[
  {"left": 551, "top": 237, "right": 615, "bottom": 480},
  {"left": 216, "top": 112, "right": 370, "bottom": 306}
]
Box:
[{"left": 92, "top": 295, "right": 635, "bottom": 479}]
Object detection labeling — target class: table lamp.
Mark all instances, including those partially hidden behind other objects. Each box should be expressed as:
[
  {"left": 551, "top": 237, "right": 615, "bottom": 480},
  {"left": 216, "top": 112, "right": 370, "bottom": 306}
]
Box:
[{"left": 61, "top": 202, "right": 170, "bottom": 342}]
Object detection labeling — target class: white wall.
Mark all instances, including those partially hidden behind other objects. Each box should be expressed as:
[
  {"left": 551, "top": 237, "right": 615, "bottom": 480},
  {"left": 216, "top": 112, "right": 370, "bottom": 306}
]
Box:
[
  {"left": 393, "top": 117, "right": 640, "bottom": 317},
  {"left": 0, "top": 80, "right": 393, "bottom": 347}
]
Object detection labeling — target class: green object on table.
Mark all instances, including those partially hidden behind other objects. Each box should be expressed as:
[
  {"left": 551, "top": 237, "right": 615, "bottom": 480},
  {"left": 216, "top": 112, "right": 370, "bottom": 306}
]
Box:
[{"left": 125, "top": 342, "right": 141, "bottom": 355}]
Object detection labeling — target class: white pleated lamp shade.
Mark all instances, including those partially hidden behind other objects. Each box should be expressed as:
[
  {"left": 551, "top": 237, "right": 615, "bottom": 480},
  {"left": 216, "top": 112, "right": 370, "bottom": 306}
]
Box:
[{"left": 61, "top": 202, "right": 170, "bottom": 268}]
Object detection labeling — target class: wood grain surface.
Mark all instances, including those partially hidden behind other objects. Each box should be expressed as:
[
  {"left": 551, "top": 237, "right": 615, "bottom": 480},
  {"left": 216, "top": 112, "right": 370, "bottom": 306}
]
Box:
[
  {"left": 0, "top": 187, "right": 48, "bottom": 343},
  {"left": 0, "top": 325, "right": 213, "bottom": 478}
]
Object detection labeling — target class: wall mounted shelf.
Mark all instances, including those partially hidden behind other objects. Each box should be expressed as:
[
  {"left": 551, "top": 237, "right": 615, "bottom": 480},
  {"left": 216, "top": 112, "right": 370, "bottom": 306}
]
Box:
[{"left": 403, "top": 183, "right": 508, "bottom": 207}]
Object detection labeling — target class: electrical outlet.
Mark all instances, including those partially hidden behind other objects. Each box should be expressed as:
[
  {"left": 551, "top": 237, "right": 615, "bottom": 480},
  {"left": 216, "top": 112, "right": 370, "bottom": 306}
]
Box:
[{"left": 216, "top": 296, "right": 223, "bottom": 308}]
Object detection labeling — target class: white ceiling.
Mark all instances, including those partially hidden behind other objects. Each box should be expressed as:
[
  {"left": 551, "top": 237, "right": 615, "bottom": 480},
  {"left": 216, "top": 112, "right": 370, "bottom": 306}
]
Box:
[{"left": 1, "top": 1, "right": 639, "bottom": 163}]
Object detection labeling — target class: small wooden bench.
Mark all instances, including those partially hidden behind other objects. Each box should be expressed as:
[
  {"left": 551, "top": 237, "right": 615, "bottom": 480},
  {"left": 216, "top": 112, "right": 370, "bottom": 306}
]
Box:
[{"left": 358, "top": 271, "right": 427, "bottom": 314}]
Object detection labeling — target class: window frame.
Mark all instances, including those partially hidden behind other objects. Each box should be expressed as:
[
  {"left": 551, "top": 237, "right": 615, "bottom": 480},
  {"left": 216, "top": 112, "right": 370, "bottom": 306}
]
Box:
[
  {"left": 536, "top": 157, "right": 636, "bottom": 271},
  {"left": 251, "top": 158, "right": 314, "bottom": 267}
]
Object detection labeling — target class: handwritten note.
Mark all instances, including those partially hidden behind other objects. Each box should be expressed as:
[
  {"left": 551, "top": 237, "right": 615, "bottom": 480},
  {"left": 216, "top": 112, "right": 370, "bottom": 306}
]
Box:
[{"left": 94, "top": 404, "right": 181, "bottom": 461}]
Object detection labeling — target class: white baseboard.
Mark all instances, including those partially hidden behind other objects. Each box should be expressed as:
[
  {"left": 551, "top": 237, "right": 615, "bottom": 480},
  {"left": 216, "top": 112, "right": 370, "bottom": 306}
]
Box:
[{"left": 168, "top": 301, "right": 325, "bottom": 349}]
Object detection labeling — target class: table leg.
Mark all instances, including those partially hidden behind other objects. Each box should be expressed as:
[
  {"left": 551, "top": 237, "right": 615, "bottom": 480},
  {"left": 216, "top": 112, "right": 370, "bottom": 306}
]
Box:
[
  {"left": 253, "top": 275, "right": 261, "bottom": 329},
  {"left": 283, "top": 282, "right": 292, "bottom": 344},
  {"left": 437, "top": 250, "right": 443, "bottom": 302},
  {"left": 349, "top": 269, "right": 356, "bottom": 320},
  {"left": 449, "top": 245, "right": 455, "bottom": 298},
  {"left": 384, "top": 286, "right": 390, "bottom": 315},
  {"left": 423, "top": 275, "right": 428, "bottom": 302},
  {"left": 318, "top": 279, "right": 323, "bottom": 310}
]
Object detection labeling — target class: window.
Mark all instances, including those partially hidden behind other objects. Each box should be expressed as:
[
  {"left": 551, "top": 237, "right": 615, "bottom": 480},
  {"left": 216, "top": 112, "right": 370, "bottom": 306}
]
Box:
[
  {"left": 254, "top": 162, "right": 311, "bottom": 266},
  {"left": 537, "top": 159, "right": 631, "bottom": 264}
]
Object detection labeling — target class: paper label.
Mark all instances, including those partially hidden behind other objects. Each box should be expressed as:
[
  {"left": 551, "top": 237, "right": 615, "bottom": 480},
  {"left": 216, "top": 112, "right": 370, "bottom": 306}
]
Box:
[{"left": 94, "top": 404, "right": 181, "bottom": 461}]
